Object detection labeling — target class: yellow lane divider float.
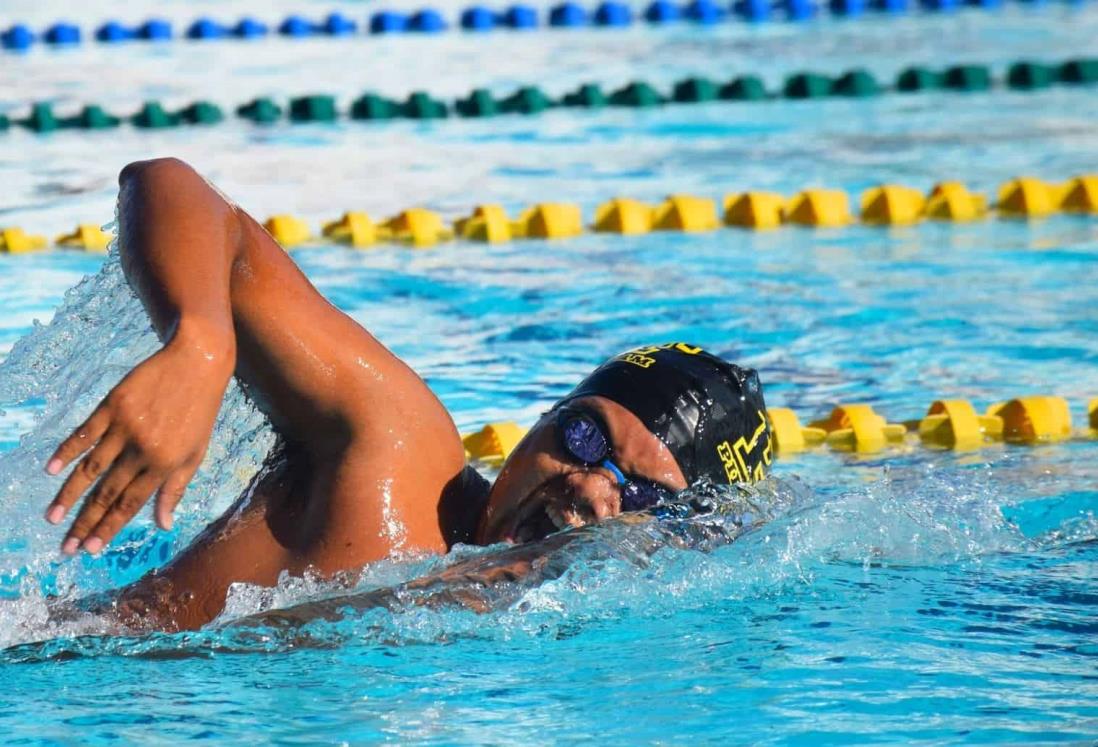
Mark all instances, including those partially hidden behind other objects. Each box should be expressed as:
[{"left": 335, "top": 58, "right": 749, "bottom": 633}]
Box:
[
  {"left": 924, "top": 181, "right": 988, "bottom": 221},
  {"left": 461, "top": 421, "right": 529, "bottom": 467},
  {"left": 323, "top": 211, "right": 377, "bottom": 246},
  {"left": 464, "top": 396, "right": 1095, "bottom": 464},
  {"left": 0, "top": 227, "right": 48, "bottom": 254},
  {"left": 0, "top": 223, "right": 113, "bottom": 253},
  {"left": 252, "top": 175, "right": 1098, "bottom": 249},
  {"left": 2, "top": 175, "right": 1094, "bottom": 254},
  {"left": 770, "top": 396, "right": 1079, "bottom": 455}
]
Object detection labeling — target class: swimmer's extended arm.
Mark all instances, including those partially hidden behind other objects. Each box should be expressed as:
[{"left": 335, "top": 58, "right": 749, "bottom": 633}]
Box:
[
  {"left": 228, "top": 513, "right": 664, "bottom": 631},
  {"left": 44, "top": 158, "right": 466, "bottom": 588}
]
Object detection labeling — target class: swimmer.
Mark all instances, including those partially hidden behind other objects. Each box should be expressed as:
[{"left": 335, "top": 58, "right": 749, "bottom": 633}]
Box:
[{"left": 41, "top": 158, "right": 773, "bottom": 631}]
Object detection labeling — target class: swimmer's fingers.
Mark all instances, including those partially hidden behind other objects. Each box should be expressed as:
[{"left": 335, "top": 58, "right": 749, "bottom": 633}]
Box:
[
  {"left": 81, "top": 471, "right": 165, "bottom": 553},
  {"left": 45, "top": 405, "right": 111, "bottom": 476},
  {"left": 153, "top": 466, "right": 198, "bottom": 532},
  {"left": 61, "top": 452, "right": 144, "bottom": 555},
  {"left": 45, "top": 430, "right": 126, "bottom": 526}
]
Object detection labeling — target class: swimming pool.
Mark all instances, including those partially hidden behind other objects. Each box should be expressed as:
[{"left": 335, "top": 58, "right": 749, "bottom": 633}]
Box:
[{"left": 1, "top": 1, "right": 1097, "bottom": 743}]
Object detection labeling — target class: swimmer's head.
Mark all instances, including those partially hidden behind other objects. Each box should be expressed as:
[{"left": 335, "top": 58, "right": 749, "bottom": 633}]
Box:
[
  {"left": 564, "top": 343, "right": 773, "bottom": 487},
  {"left": 476, "top": 344, "right": 773, "bottom": 544}
]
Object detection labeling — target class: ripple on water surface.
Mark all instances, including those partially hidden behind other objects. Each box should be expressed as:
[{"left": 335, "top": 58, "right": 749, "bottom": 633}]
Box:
[
  {"left": 0, "top": 5, "right": 1097, "bottom": 740},
  {"left": 0, "top": 238, "right": 1094, "bottom": 742}
]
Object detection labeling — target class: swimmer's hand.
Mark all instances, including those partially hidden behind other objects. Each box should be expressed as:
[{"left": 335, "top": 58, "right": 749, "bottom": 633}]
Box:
[{"left": 43, "top": 328, "right": 235, "bottom": 555}]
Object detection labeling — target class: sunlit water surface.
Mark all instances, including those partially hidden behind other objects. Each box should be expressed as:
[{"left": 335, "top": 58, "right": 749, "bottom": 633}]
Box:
[{"left": 1, "top": 2, "right": 1097, "bottom": 744}]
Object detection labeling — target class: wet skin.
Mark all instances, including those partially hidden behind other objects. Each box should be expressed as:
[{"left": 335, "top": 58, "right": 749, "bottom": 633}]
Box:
[{"left": 41, "top": 158, "right": 685, "bottom": 631}]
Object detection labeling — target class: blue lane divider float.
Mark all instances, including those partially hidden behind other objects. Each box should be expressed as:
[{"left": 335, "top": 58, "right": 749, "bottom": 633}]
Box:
[
  {"left": 186, "top": 19, "right": 228, "bottom": 40},
  {"left": 645, "top": 0, "right": 683, "bottom": 21},
  {"left": 3, "top": 0, "right": 1093, "bottom": 52},
  {"left": 44, "top": 23, "right": 81, "bottom": 44},
  {"left": 1, "top": 24, "right": 35, "bottom": 50},
  {"left": 139, "top": 19, "right": 173, "bottom": 40},
  {"left": 232, "top": 18, "right": 269, "bottom": 39},
  {"left": 551, "top": 2, "right": 590, "bottom": 25}
]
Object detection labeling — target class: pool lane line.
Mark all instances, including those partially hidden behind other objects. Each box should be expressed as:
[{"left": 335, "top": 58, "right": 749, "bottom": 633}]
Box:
[
  {"left": 1, "top": 58, "right": 1095, "bottom": 138},
  {"left": 464, "top": 396, "right": 1098, "bottom": 465},
  {"left": 2, "top": 175, "right": 1094, "bottom": 256},
  {"left": 3, "top": 0, "right": 1089, "bottom": 54}
]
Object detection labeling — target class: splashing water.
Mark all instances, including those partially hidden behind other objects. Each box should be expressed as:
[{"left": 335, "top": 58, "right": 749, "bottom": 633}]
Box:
[
  {"left": 0, "top": 248, "right": 1094, "bottom": 669},
  {"left": 0, "top": 234, "right": 275, "bottom": 646}
]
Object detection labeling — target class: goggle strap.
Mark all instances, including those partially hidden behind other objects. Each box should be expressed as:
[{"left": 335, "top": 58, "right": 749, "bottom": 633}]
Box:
[{"left": 600, "top": 458, "right": 626, "bottom": 486}]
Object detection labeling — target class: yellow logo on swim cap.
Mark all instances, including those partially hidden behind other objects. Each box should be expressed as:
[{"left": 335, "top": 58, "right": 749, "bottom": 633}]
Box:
[
  {"left": 716, "top": 410, "right": 772, "bottom": 484},
  {"left": 619, "top": 343, "right": 704, "bottom": 369},
  {"left": 622, "top": 353, "right": 656, "bottom": 368}
]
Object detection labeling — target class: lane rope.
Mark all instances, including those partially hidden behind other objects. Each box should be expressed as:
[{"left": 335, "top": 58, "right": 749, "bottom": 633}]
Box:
[
  {"left": 463, "top": 396, "right": 1098, "bottom": 464},
  {"left": 4, "top": 0, "right": 1088, "bottom": 53},
  {"left": 2, "top": 175, "right": 1092, "bottom": 254},
  {"left": 3, "top": 58, "right": 1094, "bottom": 138}
]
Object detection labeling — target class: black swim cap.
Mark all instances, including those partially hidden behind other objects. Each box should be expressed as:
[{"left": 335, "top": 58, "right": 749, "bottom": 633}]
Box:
[{"left": 564, "top": 344, "right": 772, "bottom": 486}]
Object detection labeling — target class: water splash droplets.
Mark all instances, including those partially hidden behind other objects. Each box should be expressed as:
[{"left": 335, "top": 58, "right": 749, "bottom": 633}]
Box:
[{"left": 0, "top": 223, "right": 275, "bottom": 640}]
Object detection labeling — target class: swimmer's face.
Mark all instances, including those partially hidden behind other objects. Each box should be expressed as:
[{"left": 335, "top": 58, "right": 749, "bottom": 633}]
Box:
[{"left": 475, "top": 396, "right": 687, "bottom": 545}]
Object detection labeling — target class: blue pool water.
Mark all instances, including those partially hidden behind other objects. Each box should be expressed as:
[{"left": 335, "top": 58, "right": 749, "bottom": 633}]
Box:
[{"left": 2, "top": 2, "right": 1097, "bottom": 743}]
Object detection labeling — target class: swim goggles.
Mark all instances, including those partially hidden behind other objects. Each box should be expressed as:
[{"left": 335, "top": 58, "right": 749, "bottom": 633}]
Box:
[{"left": 555, "top": 405, "right": 675, "bottom": 512}]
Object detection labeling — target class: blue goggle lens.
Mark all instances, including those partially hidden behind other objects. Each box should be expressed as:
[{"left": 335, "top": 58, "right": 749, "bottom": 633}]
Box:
[{"left": 560, "top": 411, "right": 610, "bottom": 464}]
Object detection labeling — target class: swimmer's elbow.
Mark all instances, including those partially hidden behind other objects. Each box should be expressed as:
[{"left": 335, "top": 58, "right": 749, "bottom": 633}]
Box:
[
  {"left": 119, "top": 157, "right": 195, "bottom": 190},
  {"left": 118, "top": 157, "right": 242, "bottom": 245},
  {"left": 116, "top": 157, "right": 247, "bottom": 276}
]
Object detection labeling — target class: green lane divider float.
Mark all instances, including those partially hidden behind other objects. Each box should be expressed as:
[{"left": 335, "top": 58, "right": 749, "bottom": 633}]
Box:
[{"left": 1, "top": 57, "right": 1094, "bottom": 135}]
